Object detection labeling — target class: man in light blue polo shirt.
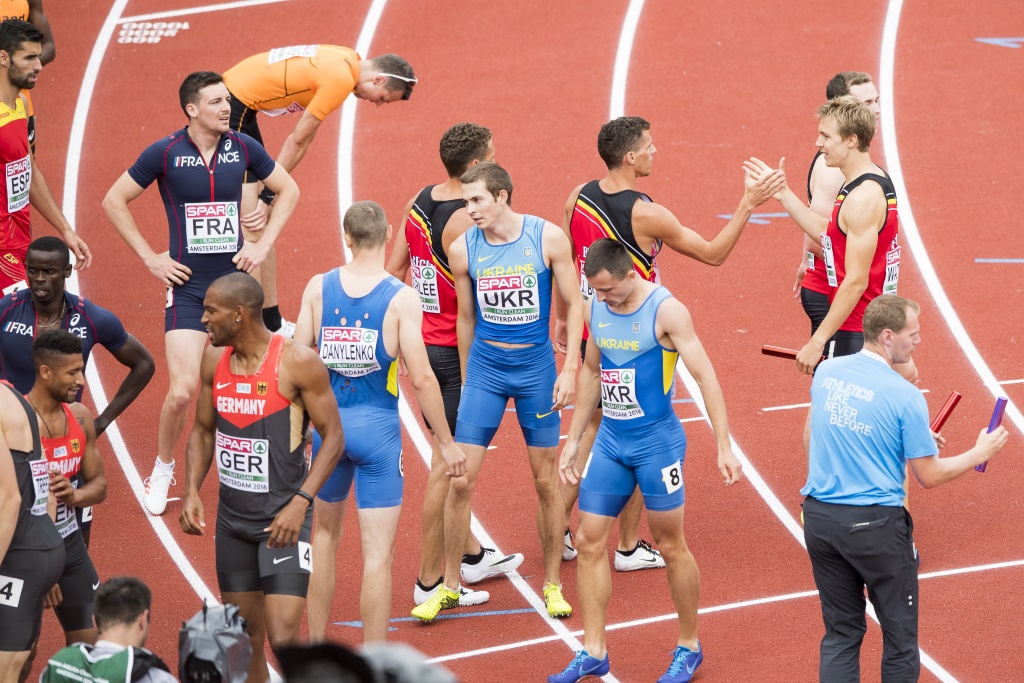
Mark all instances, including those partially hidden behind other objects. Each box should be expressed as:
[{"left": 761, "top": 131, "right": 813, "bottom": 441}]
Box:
[{"left": 802, "top": 295, "right": 1007, "bottom": 682}]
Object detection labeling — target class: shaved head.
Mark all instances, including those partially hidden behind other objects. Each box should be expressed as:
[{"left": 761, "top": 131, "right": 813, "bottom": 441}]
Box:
[{"left": 207, "top": 272, "right": 264, "bottom": 313}]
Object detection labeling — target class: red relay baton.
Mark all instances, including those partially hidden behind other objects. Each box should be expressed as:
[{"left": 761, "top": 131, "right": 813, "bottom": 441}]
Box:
[
  {"left": 929, "top": 391, "right": 962, "bottom": 432},
  {"left": 976, "top": 397, "right": 1008, "bottom": 473},
  {"left": 761, "top": 345, "right": 828, "bottom": 363}
]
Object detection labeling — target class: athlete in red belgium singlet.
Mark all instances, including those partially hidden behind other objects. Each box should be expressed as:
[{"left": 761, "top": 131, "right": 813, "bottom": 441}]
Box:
[{"left": 179, "top": 273, "right": 342, "bottom": 683}]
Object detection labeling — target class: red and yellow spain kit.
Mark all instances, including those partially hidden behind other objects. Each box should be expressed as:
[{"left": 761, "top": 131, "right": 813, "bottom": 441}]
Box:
[
  {"left": 40, "top": 404, "right": 87, "bottom": 540},
  {"left": 821, "top": 171, "right": 900, "bottom": 332},
  {"left": 0, "top": 96, "right": 32, "bottom": 291},
  {"left": 404, "top": 186, "right": 462, "bottom": 347},
  {"left": 212, "top": 334, "right": 310, "bottom": 526},
  {"left": 569, "top": 179, "right": 661, "bottom": 340},
  {"left": 223, "top": 45, "right": 359, "bottom": 121}
]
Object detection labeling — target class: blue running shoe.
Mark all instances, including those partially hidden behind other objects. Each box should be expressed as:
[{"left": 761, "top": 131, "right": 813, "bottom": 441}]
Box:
[
  {"left": 548, "top": 650, "right": 610, "bottom": 682},
  {"left": 657, "top": 642, "right": 703, "bottom": 683}
]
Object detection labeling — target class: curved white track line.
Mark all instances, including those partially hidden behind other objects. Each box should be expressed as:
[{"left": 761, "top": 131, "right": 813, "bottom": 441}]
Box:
[
  {"left": 334, "top": 1, "right": 606, "bottom": 672},
  {"left": 614, "top": 2, "right": 958, "bottom": 681},
  {"left": 880, "top": 0, "right": 1021, "bottom": 433},
  {"left": 62, "top": 0, "right": 217, "bottom": 605},
  {"left": 610, "top": 0, "right": 645, "bottom": 120}
]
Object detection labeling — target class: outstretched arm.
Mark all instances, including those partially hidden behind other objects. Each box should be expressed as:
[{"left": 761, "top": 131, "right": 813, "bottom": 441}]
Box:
[
  {"left": 29, "top": 159, "right": 91, "bottom": 269},
  {"left": 636, "top": 162, "right": 785, "bottom": 266}
]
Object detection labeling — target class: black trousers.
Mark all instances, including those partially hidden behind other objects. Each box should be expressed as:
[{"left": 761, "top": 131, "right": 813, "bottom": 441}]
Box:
[{"left": 803, "top": 496, "right": 920, "bottom": 683}]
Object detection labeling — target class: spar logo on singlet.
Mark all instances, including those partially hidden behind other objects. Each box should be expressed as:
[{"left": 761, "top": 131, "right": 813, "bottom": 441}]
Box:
[
  {"left": 600, "top": 367, "right": 644, "bottom": 419},
  {"left": 319, "top": 326, "right": 381, "bottom": 376},
  {"left": 215, "top": 431, "right": 270, "bottom": 493},
  {"left": 29, "top": 459, "right": 49, "bottom": 516},
  {"left": 578, "top": 246, "right": 594, "bottom": 301},
  {"left": 476, "top": 265, "right": 539, "bottom": 324},
  {"left": 184, "top": 202, "right": 239, "bottom": 254},
  {"left": 6, "top": 155, "right": 30, "bottom": 214},
  {"left": 883, "top": 234, "right": 900, "bottom": 295},
  {"left": 410, "top": 255, "right": 440, "bottom": 313},
  {"left": 820, "top": 234, "right": 838, "bottom": 288}
]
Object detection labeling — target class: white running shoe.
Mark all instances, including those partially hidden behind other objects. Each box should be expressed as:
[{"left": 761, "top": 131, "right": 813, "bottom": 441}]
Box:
[
  {"left": 614, "top": 539, "right": 666, "bottom": 571},
  {"left": 460, "top": 548, "right": 525, "bottom": 584},
  {"left": 413, "top": 582, "right": 490, "bottom": 607},
  {"left": 143, "top": 460, "right": 175, "bottom": 516},
  {"left": 273, "top": 319, "right": 296, "bottom": 338},
  {"left": 562, "top": 530, "right": 577, "bottom": 561}
]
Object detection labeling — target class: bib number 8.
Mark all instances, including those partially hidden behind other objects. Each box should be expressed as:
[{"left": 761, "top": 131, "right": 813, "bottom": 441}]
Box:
[{"left": 661, "top": 461, "right": 683, "bottom": 495}]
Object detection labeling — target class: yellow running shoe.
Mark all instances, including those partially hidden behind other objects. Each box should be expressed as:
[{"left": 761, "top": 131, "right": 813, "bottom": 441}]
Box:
[
  {"left": 411, "top": 585, "right": 460, "bottom": 623},
  {"left": 544, "top": 582, "right": 572, "bottom": 618}
]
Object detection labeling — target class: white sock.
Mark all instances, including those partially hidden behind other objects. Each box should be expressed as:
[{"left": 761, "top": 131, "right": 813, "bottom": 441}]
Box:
[{"left": 155, "top": 457, "right": 175, "bottom": 471}]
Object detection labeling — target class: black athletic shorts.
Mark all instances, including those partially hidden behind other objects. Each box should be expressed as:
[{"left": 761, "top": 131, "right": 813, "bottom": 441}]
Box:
[
  {"left": 423, "top": 345, "right": 461, "bottom": 436},
  {"left": 0, "top": 544, "right": 65, "bottom": 651},
  {"left": 54, "top": 532, "right": 99, "bottom": 633},
  {"left": 800, "top": 287, "right": 830, "bottom": 337},
  {"left": 580, "top": 338, "right": 589, "bottom": 362},
  {"left": 228, "top": 92, "right": 263, "bottom": 183},
  {"left": 215, "top": 509, "right": 313, "bottom": 597}
]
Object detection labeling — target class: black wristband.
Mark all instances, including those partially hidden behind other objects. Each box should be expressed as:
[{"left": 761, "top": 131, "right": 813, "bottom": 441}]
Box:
[
  {"left": 258, "top": 188, "right": 276, "bottom": 206},
  {"left": 293, "top": 490, "right": 314, "bottom": 506}
]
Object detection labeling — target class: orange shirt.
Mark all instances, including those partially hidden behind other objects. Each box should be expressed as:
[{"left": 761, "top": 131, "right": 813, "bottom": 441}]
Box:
[
  {"left": 223, "top": 45, "right": 360, "bottom": 121},
  {"left": 0, "top": 0, "right": 29, "bottom": 22}
]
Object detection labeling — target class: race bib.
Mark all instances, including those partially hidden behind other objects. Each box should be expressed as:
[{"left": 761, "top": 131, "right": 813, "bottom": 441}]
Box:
[
  {"left": 216, "top": 431, "right": 269, "bottom": 493},
  {"left": 319, "top": 326, "right": 381, "bottom": 377},
  {"left": 579, "top": 261, "right": 594, "bottom": 301},
  {"left": 2, "top": 279, "right": 26, "bottom": 296},
  {"left": 476, "top": 273, "right": 540, "bottom": 325},
  {"left": 55, "top": 496, "right": 79, "bottom": 539},
  {"left": 410, "top": 256, "right": 440, "bottom": 313},
  {"left": 184, "top": 202, "right": 239, "bottom": 254},
  {"left": 661, "top": 460, "right": 683, "bottom": 494},
  {"left": 600, "top": 367, "right": 645, "bottom": 420},
  {"left": 267, "top": 44, "right": 320, "bottom": 64},
  {"left": 260, "top": 102, "right": 306, "bottom": 117},
  {"left": 883, "top": 235, "right": 900, "bottom": 295},
  {"left": 298, "top": 541, "right": 313, "bottom": 572},
  {"left": 6, "top": 155, "right": 30, "bottom": 214},
  {"left": 30, "top": 458, "right": 49, "bottom": 516},
  {"left": 0, "top": 575, "right": 24, "bottom": 608},
  {"left": 820, "top": 234, "right": 838, "bottom": 288}
]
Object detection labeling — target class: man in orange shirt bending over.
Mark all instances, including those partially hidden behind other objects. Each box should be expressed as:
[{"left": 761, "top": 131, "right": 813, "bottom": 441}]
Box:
[{"left": 223, "top": 45, "right": 416, "bottom": 334}]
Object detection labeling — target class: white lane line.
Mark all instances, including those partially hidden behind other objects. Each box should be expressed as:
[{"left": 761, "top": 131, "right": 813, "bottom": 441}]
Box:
[
  {"left": 609, "top": 0, "right": 645, "bottom": 120},
  {"left": 996, "top": 378, "right": 1024, "bottom": 386},
  {"left": 612, "top": 3, "right": 956, "bottom": 681},
  {"left": 881, "top": 0, "right": 1022, "bottom": 439},
  {"left": 762, "top": 401, "right": 811, "bottom": 412},
  {"left": 335, "top": 1, "right": 605, "bottom": 672},
  {"left": 63, "top": 0, "right": 218, "bottom": 604},
  {"left": 429, "top": 555, "right": 1024, "bottom": 663},
  {"left": 118, "top": 0, "right": 286, "bottom": 24}
]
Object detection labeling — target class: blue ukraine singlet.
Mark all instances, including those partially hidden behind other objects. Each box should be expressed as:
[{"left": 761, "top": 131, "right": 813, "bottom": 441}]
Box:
[
  {"left": 466, "top": 215, "right": 552, "bottom": 345},
  {"left": 589, "top": 286, "right": 677, "bottom": 427},
  {"left": 318, "top": 269, "right": 403, "bottom": 411}
]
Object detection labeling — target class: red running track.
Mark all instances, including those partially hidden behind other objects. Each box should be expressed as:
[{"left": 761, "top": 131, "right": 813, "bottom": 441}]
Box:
[{"left": 24, "top": 1, "right": 1022, "bottom": 681}]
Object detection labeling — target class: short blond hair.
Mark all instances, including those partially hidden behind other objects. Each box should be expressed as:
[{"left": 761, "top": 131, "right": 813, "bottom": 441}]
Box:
[
  {"left": 863, "top": 295, "right": 920, "bottom": 342},
  {"left": 817, "top": 95, "right": 876, "bottom": 152}
]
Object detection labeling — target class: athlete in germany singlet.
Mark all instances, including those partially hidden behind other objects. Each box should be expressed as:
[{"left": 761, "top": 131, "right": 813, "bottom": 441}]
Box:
[
  {"left": 40, "top": 404, "right": 101, "bottom": 636},
  {"left": 212, "top": 334, "right": 313, "bottom": 594}
]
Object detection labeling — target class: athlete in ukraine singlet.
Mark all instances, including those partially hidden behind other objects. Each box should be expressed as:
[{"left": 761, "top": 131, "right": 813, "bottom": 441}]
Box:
[
  {"left": 0, "top": 95, "right": 32, "bottom": 292},
  {"left": 0, "top": 382, "right": 64, "bottom": 653},
  {"left": 311, "top": 269, "right": 404, "bottom": 508},
  {"left": 212, "top": 333, "right": 314, "bottom": 593},
  {"left": 820, "top": 171, "right": 900, "bottom": 333},
  {"left": 583, "top": 286, "right": 687, "bottom": 513},
  {"left": 127, "top": 129, "right": 275, "bottom": 332}
]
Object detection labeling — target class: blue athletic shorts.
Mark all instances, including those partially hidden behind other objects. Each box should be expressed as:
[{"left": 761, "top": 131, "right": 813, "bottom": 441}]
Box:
[
  {"left": 580, "top": 416, "right": 687, "bottom": 516},
  {"left": 165, "top": 282, "right": 209, "bottom": 333},
  {"left": 455, "top": 340, "right": 560, "bottom": 448},
  {"left": 311, "top": 405, "right": 403, "bottom": 509}
]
